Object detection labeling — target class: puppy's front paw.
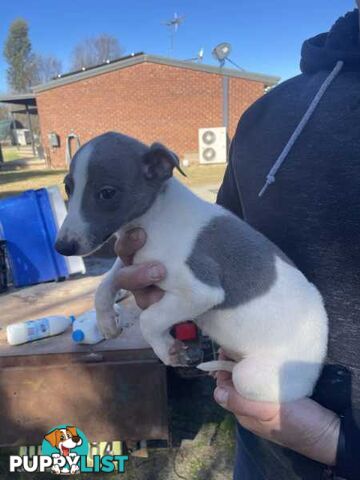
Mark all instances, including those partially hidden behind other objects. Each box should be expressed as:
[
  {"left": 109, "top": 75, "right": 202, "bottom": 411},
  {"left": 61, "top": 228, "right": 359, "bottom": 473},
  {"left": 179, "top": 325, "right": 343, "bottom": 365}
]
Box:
[
  {"left": 51, "top": 465, "right": 61, "bottom": 475},
  {"left": 97, "top": 309, "right": 122, "bottom": 339},
  {"left": 70, "top": 464, "right": 80, "bottom": 474}
]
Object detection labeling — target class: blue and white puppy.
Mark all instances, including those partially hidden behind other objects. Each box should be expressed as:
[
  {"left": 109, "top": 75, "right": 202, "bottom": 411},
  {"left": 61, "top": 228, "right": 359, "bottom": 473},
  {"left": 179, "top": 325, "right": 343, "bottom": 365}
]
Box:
[{"left": 55, "top": 131, "right": 328, "bottom": 402}]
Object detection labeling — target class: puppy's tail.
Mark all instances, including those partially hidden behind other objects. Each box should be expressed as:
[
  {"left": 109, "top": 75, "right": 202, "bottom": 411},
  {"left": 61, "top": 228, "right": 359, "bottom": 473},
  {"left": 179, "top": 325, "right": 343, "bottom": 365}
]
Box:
[{"left": 197, "top": 360, "right": 236, "bottom": 373}]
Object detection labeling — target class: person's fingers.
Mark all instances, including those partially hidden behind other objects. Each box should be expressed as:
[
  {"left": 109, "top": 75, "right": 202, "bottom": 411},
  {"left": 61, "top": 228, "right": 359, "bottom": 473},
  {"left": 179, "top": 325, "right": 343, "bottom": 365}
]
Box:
[
  {"left": 114, "top": 228, "right": 147, "bottom": 265},
  {"left": 216, "top": 369, "right": 232, "bottom": 383},
  {"left": 218, "top": 348, "right": 227, "bottom": 360},
  {"left": 113, "top": 262, "right": 166, "bottom": 291},
  {"left": 113, "top": 230, "right": 166, "bottom": 309},
  {"left": 212, "top": 348, "right": 232, "bottom": 382},
  {"left": 218, "top": 348, "right": 235, "bottom": 360},
  {"left": 214, "top": 385, "right": 279, "bottom": 422},
  {"left": 216, "top": 376, "right": 233, "bottom": 391},
  {"left": 133, "top": 286, "right": 165, "bottom": 309}
]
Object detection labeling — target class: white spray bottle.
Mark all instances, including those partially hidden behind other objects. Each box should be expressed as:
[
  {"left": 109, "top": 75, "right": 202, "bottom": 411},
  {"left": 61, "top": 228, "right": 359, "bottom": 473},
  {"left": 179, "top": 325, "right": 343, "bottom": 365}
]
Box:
[{"left": 7, "top": 315, "right": 71, "bottom": 346}]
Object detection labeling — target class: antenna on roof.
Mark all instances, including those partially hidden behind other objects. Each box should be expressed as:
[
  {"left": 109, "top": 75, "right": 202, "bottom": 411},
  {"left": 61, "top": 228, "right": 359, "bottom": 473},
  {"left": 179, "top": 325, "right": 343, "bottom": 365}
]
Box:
[
  {"left": 212, "top": 42, "right": 245, "bottom": 70},
  {"left": 162, "top": 12, "right": 185, "bottom": 55},
  {"left": 198, "top": 47, "right": 204, "bottom": 63}
]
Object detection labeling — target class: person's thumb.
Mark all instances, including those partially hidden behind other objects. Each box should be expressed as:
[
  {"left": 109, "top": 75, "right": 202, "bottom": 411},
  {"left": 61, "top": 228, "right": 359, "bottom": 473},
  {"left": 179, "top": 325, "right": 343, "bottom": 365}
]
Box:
[
  {"left": 214, "top": 386, "right": 278, "bottom": 421},
  {"left": 214, "top": 386, "right": 241, "bottom": 413}
]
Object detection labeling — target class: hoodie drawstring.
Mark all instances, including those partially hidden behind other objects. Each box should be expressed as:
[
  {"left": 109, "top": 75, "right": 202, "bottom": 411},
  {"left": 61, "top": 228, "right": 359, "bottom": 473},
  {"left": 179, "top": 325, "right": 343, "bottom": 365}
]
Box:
[{"left": 258, "top": 60, "right": 344, "bottom": 198}]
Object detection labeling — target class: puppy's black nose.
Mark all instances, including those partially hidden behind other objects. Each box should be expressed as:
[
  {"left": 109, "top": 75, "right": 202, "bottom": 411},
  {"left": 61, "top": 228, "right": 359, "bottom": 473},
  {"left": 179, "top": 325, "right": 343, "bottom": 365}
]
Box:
[
  {"left": 55, "top": 238, "right": 79, "bottom": 256},
  {"left": 72, "top": 435, "right": 80, "bottom": 443}
]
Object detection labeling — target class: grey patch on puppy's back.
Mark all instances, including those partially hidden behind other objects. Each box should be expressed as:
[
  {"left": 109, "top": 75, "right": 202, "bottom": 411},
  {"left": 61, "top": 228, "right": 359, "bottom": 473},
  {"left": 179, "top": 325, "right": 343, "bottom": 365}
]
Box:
[{"left": 186, "top": 214, "right": 293, "bottom": 309}]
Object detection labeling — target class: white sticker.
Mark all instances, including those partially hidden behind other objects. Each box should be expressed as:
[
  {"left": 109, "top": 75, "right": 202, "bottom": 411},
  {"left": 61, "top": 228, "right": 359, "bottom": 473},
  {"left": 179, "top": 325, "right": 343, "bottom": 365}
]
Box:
[{"left": 26, "top": 318, "right": 50, "bottom": 341}]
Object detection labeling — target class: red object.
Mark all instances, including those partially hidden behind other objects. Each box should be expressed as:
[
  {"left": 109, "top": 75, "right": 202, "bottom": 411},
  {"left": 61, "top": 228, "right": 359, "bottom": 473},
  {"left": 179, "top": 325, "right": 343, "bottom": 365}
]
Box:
[{"left": 174, "top": 322, "right": 198, "bottom": 341}]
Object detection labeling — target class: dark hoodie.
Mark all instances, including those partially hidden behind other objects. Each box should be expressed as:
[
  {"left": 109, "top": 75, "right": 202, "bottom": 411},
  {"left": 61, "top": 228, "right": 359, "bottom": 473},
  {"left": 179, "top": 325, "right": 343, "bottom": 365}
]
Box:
[{"left": 217, "top": 10, "right": 360, "bottom": 480}]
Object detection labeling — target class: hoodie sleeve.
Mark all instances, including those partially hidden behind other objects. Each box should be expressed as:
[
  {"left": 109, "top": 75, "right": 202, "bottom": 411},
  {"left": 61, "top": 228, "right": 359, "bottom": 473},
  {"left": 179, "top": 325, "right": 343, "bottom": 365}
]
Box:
[
  {"left": 335, "top": 408, "right": 360, "bottom": 479},
  {"left": 216, "top": 141, "right": 244, "bottom": 219}
]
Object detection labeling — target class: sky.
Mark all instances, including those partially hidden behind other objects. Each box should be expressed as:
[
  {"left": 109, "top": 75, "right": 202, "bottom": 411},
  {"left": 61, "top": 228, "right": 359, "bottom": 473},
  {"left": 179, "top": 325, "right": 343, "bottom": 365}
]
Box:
[{"left": 0, "top": 0, "right": 357, "bottom": 93}]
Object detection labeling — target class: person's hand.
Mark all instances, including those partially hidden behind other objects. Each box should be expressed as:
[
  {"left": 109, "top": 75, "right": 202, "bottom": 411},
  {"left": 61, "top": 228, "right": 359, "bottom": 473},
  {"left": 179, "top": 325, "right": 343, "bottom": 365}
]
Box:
[
  {"left": 113, "top": 228, "right": 166, "bottom": 309},
  {"left": 214, "top": 351, "right": 340, "bottom": 466}
]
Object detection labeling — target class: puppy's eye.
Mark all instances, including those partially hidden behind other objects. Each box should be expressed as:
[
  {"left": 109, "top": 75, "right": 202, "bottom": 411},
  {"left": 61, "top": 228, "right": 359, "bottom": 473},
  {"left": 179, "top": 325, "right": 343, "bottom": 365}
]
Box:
[{"left": 98, "top": 187, "right": 117, "bottom": 200}]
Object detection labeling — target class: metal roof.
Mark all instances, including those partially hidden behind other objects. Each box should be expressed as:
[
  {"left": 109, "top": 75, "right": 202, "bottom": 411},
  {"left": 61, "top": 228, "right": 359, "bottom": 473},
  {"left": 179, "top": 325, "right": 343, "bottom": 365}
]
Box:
[
  {"left": 0, "top": 93, "right": 36, "bottom": 106},
  {"left": 54, "top": 52, "right": 144, "bottom": 80},
  {"left": 33, "top": 53, "right": 280, "bottom": 93}
]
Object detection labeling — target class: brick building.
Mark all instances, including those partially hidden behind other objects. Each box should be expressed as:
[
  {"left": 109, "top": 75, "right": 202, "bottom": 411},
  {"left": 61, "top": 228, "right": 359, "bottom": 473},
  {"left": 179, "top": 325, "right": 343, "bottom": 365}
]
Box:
[{"left": 33, "top": 53, "right": 279, "bottom": 168}]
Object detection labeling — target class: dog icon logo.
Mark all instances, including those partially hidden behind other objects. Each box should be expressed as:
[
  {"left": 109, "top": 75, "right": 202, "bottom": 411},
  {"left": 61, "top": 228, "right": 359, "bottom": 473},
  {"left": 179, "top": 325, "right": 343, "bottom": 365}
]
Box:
[
  {"left": 10, "top": 425, "right": 128, "bottom": 474},
  {"left": 42, "top": 425, "right": 89, "bottom": 475}
]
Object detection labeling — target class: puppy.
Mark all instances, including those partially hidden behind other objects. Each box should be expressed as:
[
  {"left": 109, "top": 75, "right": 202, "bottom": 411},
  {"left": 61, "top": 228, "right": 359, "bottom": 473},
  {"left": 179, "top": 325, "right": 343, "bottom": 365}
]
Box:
[{"left": 55, "top": 132, "right": 328, "bottom": 402}]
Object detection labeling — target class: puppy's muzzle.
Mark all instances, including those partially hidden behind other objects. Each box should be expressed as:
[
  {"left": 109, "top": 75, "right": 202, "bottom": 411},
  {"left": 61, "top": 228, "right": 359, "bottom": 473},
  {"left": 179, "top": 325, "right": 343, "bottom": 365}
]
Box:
[{"left": 55, "top": 238, "right": 80, "bottom": 256}]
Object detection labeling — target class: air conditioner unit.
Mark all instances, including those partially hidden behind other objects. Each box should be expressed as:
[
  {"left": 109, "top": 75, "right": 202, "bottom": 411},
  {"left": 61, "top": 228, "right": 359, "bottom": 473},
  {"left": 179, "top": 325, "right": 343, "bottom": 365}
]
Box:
[
  {"left": 16, "top": 129, "right": 31, "bottom": 146},
  {"left": 198, "top": 127, "right": 227, "bottom": 165}
]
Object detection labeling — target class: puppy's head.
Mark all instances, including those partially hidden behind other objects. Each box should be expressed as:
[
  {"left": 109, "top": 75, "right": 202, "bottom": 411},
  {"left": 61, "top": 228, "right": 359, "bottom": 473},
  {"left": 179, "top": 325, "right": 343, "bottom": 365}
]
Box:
[
  {"left": 55, "top": 131, "right": 184, "bottom": 256},
  {"left": 44, "top": 426, "right": 82, "bottom": 452}
]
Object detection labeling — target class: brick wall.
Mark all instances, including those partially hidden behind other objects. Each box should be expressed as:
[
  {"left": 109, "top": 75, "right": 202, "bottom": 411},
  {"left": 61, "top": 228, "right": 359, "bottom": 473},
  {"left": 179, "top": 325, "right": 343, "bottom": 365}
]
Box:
[{"left": 36, "top": 62, "right": 265, "bottom": 168}]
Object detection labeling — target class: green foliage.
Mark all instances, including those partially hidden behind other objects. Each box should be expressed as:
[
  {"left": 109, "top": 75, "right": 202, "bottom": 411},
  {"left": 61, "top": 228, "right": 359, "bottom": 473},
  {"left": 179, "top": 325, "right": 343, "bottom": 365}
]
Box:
[{"left": 3, "top": 19, "right": 33, "bottom": 93}]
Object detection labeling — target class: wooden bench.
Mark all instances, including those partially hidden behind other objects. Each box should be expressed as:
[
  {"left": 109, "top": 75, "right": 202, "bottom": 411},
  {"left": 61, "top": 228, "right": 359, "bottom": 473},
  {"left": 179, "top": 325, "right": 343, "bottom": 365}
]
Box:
[{"left": 0, "top": 282, "right": 168, "bottom": 447}]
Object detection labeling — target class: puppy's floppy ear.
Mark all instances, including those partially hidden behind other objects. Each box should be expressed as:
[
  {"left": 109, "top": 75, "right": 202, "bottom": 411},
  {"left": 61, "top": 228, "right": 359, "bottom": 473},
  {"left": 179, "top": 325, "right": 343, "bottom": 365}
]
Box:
[
  {"left": 67, "top": 426, "right": 78, "bottom": 437},
  {"left": 142, "top": 142, "right": 187, "bottom": 181},
  {"left": 44, "top": 429, "right": 60, "bottom": 448}
]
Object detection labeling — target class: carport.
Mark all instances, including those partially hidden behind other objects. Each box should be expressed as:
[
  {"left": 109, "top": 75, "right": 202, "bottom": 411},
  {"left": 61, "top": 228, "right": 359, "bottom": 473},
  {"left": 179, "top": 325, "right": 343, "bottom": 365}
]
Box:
[{"left": 0, "top": 93, "right": 37, "bottom": 157}]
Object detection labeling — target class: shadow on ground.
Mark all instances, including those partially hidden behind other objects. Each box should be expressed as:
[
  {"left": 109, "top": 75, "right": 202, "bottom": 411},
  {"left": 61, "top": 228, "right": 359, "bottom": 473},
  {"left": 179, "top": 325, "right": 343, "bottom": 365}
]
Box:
[{"left": 0, "top": 373, "right": 235, "bottom": 480}]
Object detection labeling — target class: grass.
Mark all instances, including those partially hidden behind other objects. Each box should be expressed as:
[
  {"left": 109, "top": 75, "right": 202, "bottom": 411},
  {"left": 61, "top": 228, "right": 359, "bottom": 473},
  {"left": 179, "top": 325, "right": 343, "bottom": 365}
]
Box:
[
  {"left": 0, "top": 169, "right": 67, "bottom": 199},
  {"left": 1, "top": 147, "right": 23, "bottom": 162},
  {"left": 176, "top": 164, "right": 226, "bottom": 187},
  {"left": 0, "top": 164, "right": 227, "bottom": 200}
]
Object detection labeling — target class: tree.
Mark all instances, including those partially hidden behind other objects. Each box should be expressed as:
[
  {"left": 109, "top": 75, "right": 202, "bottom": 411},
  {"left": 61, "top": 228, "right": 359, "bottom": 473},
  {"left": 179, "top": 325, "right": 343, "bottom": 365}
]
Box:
[
  {"left": 71, "top": 34, "right": 123, "bottom": 70},
  {"left": 3, "top": 19, "right": 33, "bottom": 92},
  {"left": 31, "top": 54, "right": 62, "bottom": 84}
]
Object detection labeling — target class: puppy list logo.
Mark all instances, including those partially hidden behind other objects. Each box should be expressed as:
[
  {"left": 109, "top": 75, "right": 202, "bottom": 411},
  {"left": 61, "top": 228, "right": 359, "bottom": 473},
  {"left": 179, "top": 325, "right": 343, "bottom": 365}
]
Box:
[{"left": 9, "top": 424, "right": 128, "bottom": 474}]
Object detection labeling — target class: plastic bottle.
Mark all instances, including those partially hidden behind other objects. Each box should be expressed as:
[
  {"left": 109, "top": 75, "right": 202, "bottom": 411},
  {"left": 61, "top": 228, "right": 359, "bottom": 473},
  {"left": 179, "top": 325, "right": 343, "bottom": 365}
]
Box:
[
  {"left": 71, "top": 310, "right": 104, "bottom": 345},
  {"left": 7, "top": 315, "right": 72, "bottom": 346}
]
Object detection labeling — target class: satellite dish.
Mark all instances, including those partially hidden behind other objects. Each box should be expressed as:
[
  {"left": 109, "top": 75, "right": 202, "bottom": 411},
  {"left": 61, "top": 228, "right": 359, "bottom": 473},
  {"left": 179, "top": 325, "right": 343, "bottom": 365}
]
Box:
[{"left": 212, "top": 42, "right": 232, "bottom": 65}]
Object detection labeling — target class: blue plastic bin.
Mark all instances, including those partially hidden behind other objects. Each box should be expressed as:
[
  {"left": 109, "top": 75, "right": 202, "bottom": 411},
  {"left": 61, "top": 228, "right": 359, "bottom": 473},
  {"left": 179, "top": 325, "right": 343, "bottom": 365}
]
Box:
[{"left": 0, "top": 189, "right": 69, "bottom": 287}]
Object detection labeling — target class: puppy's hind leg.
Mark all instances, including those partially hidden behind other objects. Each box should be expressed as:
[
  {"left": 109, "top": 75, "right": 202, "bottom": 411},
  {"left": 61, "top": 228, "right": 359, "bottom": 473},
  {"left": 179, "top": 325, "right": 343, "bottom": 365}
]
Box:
[
  {"left": 140, "top": 287, "right": 223, "bottom": 366},
  {"left": 230, "top": 355, "right": 284, "bottom": 402},
  {"left": 231, "top": 354, "right": 319, "bottom": 402}
]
